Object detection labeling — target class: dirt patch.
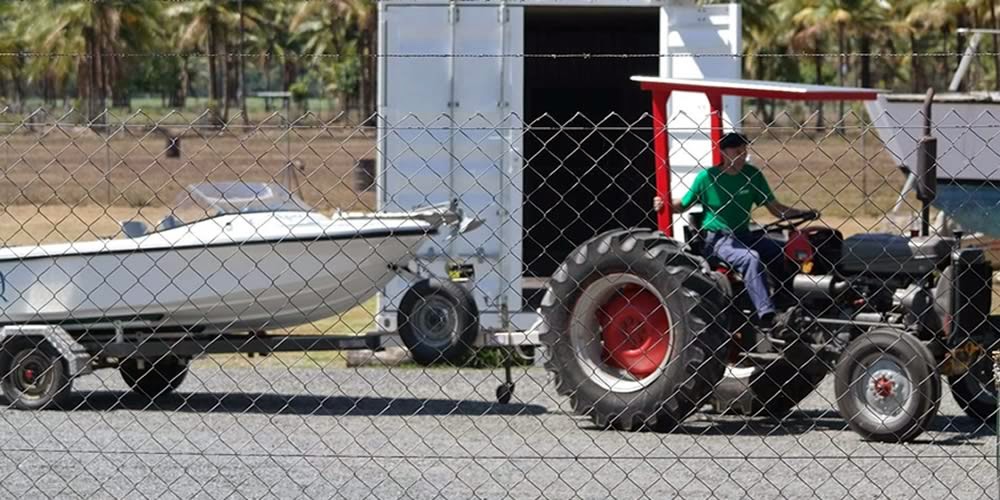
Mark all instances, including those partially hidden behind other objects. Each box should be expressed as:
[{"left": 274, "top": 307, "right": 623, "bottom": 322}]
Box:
[{"left": 0, "top": 127, "right": 378, "bottom": 211}]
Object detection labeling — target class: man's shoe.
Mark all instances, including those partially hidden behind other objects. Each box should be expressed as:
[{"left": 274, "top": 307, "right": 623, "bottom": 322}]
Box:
[{"left": 755, "top": 312, "right": 776, "bottom": 330}]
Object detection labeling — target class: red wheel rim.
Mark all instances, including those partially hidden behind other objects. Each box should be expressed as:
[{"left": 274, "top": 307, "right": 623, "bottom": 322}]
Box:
[
  {"left": 597, "top": 285, "right": 670, "bottom": 379},
  {"left": 873, "top": 376, "right": 895, "bottom": 398}
]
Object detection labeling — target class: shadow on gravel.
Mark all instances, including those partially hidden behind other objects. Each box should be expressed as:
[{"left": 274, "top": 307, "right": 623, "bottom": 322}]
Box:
[
  {"left": 58, "top": 391, "right": 548, "bottom": 417},
  {"left": 672, "top": 409, "right": 848, "bottom": 436},
  {"left": 576, "top": 409, "right": 996, "bottom": 443}
]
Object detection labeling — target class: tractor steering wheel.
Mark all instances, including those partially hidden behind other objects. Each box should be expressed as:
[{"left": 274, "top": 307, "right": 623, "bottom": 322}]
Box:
[{"left": 761, "top": 209, "right": 821, "bottom": 233}]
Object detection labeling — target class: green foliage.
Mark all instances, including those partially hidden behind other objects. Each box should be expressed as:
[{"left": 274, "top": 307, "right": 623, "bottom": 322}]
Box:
[
  {"left": 463, "top": 347, "right": 535, "bottom": 369},
  {"left": 289, "top": 80, "right": 310, "bottom": 104},
  {"left": 5, "top": 0, "right": 1000, "bottom": 120}
]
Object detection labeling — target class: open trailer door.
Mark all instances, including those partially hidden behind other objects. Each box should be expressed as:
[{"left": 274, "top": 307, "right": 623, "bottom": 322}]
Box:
[
  {"left": 660, "top": 3, "right": 743, "bottom": 226},
  {"left": 377, "top": 1, "right": 743, "bottom": 347}
]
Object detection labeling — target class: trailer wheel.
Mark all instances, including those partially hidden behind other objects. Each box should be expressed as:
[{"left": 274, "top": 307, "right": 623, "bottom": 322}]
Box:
[
  {"left": 120, "top": 356, "right": 189, "bottom": 399},
  {"left": 715, "top": 343, "right": 828, "bottom": 418},
  {"left": 398, "top": 278, "right": 480, "bottom": 366},
  {"left": 540, "top": 228, "right": 729, "bottom": 431},
  {"left": 834, "top": 329, "right": 940, "bottom": 442},
  {"left": 0, "top": 339, "right": 71, "bottom": 410},
  {"left": 948, "top": 354, "right": 999, "bottom": 428}
]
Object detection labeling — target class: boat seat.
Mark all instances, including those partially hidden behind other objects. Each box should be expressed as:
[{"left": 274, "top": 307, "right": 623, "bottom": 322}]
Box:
[
  {"left": 158, "top": 215, "right": 182, "bottom": 230},
  {"left": 120, "top": 220, "right": 148, "bottom": 238}
]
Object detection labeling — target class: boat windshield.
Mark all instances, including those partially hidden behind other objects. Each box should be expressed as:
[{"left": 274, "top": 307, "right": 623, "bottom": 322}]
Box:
[{"left": 171, "top": 182, "right": 314, "bottom": 221}]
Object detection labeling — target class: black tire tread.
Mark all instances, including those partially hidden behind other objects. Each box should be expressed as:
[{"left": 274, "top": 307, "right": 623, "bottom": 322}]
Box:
[
  {"left": 398, "top": 278, "right": 480, "bottom": 366},
  {"left": 834, "top": 329, "right": 941, "bottom": 443},
  {"left": 120, "top": 357, "right": 189, "bottom": 399},
  {"left": 540, "top": 228, "right": 728, "bottom": 431},
  {"left": 0, "top": 339, "right": 71, "bottom": 410}
]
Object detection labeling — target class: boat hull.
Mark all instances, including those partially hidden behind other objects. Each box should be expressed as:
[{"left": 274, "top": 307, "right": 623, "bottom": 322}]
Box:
[
  {"left": 867, "top": 95, "right": 1000, "bottom": 238},
  {"left": 0, "top": 213, "right": 435, "bottom": 333}
]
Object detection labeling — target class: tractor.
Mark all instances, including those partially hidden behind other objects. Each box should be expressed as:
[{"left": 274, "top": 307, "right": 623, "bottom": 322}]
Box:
[{"left": 538, "top": 78, "right": 1000, "bottom": 442}]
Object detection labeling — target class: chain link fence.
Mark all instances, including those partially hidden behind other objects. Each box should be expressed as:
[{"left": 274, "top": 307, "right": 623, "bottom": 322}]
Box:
[{"left": 0, "top": 98, "right": 999, "bottom": 498}]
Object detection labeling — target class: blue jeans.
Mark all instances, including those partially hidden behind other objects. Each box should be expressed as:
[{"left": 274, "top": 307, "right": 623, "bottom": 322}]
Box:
[{"left": 704, "top": 230, "right": 786, "bottom": 319}]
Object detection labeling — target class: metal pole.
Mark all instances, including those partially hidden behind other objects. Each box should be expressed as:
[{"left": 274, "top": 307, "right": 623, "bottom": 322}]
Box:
[
  {"left": 950, "top": 32, "right": 982, "bottom": 92},
  {"left": 993, "top": 350, "right": 1000, "bottom": 497},
  {"left": 921, "top": 88, "right": 934, "bottom": 237},
  {"left": 239, "top": 0, "right": 248, "bottom": 125}
]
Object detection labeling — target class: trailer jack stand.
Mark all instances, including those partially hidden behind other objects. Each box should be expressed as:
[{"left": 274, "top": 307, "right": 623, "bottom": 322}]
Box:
[{"left": 496, "top": 302, "right": 515, "bottom": 405}]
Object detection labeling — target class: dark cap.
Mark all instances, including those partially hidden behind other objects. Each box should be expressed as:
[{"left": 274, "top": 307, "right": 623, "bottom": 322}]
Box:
[{"left": 718, "top": 132, "right": 750, "bottom": 150}]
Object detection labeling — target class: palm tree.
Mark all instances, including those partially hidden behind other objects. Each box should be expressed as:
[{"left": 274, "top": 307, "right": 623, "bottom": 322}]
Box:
[
  {"left": 0, "top": 3, "right": 28, "bottom": 111},
  {"left": 22, "top": 0, "right": 161, "bottom": 122},
  {"left": 774, "top": 0, "right": 829, "bottom": 128},
  {"left": 168, "top": 0, "right": 242, "bottom": 123},
  {"left": 252, "top": 2, "right": 303, "bottom": 97},
  {"left": 292, "top": 0, "right": 376, "bottom": 120},
  {"left": 740, "top": 1, "right": 785, "bottom": 122},
  {"left": 812, "top": 0, "right": 886, "bottom": 124}
]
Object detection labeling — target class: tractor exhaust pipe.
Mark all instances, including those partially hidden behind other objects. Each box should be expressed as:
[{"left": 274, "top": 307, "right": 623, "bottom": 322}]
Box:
[{"left": 792, "top": 274, "right": 851, "bottom": 302}]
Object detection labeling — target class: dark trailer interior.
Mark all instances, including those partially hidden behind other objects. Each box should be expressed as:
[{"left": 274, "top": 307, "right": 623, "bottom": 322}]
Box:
[{"left": 521, "top": 6, "right": 660, "bottom": 308}]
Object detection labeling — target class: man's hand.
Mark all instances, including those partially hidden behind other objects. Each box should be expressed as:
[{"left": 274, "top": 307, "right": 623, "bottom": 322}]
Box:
[
  {"left": 654, "top": 196, "right": 686, "bottom": 214},
  {"left": 766, "top": 201, "right": 817, "bottom": 220},
  {"left": 784, "top": 207, "right": 819, "bottom": 220},
  {"left": 653, "top": 196, "right": 664, "bottom": 213}
]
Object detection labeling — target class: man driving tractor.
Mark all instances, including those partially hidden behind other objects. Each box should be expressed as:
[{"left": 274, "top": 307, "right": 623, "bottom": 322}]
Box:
[{"left": 653, "top": 132, "right": 816, "bottom": 329}]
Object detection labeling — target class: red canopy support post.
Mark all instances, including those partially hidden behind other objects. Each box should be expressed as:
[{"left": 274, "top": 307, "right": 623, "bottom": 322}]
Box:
[
  {"left": 636, "top": 76, "right": 880, "bottom": 239},
  {"left": 651, "top": 90, "right": 672, "bottom": 235},
  {"left": 707, "top": 92, "right": 723, "bottom": 166}
]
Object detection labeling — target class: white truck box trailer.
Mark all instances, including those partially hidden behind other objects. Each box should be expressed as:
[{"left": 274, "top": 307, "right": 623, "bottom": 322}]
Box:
[{"left": 375, "top": 0, "right": 741, "bottom": 357}]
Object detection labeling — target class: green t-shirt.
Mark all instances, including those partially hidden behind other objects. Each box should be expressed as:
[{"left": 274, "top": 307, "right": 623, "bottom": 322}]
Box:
[{"left": 679, "top": 164, "right": 775, "bottom": 232}]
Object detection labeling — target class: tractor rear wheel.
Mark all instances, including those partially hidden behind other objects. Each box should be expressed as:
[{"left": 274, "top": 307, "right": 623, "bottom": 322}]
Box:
[{"left": 540, "top": 229, "right": 730, "bottom": 431}]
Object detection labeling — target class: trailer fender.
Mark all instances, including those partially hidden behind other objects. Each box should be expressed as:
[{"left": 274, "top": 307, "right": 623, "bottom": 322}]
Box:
[{"left": 0, "top": 325, "right": 91, "bottom": 377}]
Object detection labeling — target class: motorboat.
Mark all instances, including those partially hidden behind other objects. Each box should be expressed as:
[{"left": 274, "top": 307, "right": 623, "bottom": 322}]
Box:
[
  {"left": 0, "top": 181, "right": 474, "bottom": 334},
  {"left": 866, "top": 29, "right": 1000, "bottom": 242}
]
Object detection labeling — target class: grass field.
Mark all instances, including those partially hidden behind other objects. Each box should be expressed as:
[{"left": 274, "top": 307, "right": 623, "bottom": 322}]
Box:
[
  {"left": 0, "top": 127, "right": 995, "bottom": 341},
  {"left": 2, "top": 96, "right": 357, "bottom": 127}
]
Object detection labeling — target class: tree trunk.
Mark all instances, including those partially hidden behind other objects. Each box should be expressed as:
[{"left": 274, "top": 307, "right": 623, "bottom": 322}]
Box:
[
  {"left": 238, "top": 4, "right": 249, "bottom": 126},
  {"left": 837, "top": 23, "right": 846, "bottom": 128},
  {"left": 883, "top": 37, "right": 896, "bottom": 90},
  {"left": 283, "top": 60, "right": 295, "bottom": 91},
  {"left": 860, "top": 35, "right": 872, "bottom": 89},
  {"left": 941, "top": 27, "right": 951, "bottom": 86},
  {"left": 208, "top": 21, "right": 219, "bottom": 105},
  {"left": 206, "top": 20, "right": 225, "bottom": 127},
  {"left": 814, "top": 39, "right": 824, "bottom": 131},
  {"left": 754, "top": 56, "right": 766, "bottom": 120},
  {"left": 359, "top": 31, "right": 373, "bottom": 124},
  {"left": 910, "top": 32, "right": 920, "bottom": 93},
  {"left": 264, "top": 57, "right": 272, "bottom": 111},
  {"left": 956, "top": 13, "right": 968, "bottom": 91},
  {"left": 171, "top": 56, "right": 189, "bottom": 108},
  {"left": 12, "top": 69, "right": 24, "bottom": 114},
  {"left": 992, "top": 0, "right": 1000, "bottom": 91},
  {"left": 88, "top": 32, "right": 105, "bottom": 124},
  {"left": 221, "top": 26, "right": 230, "bottom": 123}
]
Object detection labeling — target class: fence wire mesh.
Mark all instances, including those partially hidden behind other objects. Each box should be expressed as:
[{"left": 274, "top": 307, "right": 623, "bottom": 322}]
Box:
[
  {"left": 6, "top": 2, "right": 1000, "bottom": 487},
  {"left": 0, "top": 102, "right": 998, "bottom": 499}
]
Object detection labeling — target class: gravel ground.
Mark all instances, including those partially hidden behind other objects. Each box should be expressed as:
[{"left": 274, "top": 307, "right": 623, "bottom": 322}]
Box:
[{"left": 0, "top": 362, "right": 996, "bottom": 499}]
